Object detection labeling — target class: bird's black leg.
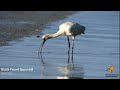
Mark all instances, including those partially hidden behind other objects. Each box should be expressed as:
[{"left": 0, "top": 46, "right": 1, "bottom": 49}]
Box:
[
  {"left": 67, "top": 36, "right": 70, "bottom": 63},
  {"left": 67, "top": 36, "right": 70, "bottom": 50},
  {"left": 72, "top": 37, "right": 75, "bottom": 63}
]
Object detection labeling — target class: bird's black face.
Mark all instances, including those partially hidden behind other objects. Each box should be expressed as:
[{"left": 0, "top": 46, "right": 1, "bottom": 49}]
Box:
[
  {"left": 42, "top": 34, "right": 49, "bottom": 41},
  {"left": 42, "top": 37, "right": 46, "bottom": 43}
]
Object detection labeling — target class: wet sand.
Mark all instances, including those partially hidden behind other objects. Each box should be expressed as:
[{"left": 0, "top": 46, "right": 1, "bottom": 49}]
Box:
[{"left": 0, "top": 11, "right": 76, "bottom": 46}]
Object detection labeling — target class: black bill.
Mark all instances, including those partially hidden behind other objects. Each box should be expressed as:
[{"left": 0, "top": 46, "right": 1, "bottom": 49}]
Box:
[{"left": 38, "top": 40, "right": 45, "bottom": 53}]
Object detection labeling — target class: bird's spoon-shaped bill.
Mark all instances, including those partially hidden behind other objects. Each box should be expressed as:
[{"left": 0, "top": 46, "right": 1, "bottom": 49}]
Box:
[{"left": 38, "top": 40, "right": 45, "bottom": 53}]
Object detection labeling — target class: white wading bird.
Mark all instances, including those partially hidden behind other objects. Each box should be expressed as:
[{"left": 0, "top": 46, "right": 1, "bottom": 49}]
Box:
[{"left": 38, "top": 21, "right": 86, "bottom": 54}]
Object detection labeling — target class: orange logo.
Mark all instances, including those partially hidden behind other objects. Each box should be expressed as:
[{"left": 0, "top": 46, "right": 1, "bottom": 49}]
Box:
[{"left": 107, "top": 66, "right": 115, "bottom": 73}]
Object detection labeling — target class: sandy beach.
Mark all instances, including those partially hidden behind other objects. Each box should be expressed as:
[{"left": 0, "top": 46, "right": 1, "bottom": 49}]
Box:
[{"left": 0, "top": 11, "right": 76, "bottom": 46}]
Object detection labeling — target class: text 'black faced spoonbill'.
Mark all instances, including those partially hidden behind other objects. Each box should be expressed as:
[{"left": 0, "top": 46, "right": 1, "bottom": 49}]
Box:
[{"left": 38, "top": 21, "right": 86, "bottom": 54}]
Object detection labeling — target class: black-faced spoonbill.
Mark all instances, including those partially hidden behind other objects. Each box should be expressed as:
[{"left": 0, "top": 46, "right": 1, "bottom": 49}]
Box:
[{"left": 38, "top": 21, "right": 85, "bottom": 58}]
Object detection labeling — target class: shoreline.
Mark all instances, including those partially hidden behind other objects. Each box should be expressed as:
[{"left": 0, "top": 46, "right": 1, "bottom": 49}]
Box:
[{"left": 0, "top": 11, "right": 77, "bottom": 46}]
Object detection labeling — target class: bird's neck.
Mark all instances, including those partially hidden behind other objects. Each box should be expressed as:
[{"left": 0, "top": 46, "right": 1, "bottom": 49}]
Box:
[{"left": 48, "top": 31, "right": 62, "bottom": 39}]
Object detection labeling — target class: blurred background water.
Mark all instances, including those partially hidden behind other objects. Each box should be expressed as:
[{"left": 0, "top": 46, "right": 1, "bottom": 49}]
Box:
[{"left": 0, "top": 11, "right": 119, "bottom": 79}]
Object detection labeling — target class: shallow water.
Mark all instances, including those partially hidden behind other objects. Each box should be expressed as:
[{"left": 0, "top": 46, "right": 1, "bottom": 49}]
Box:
[{"left": 0, "top": 11, "right": 119, "bottom": 79}]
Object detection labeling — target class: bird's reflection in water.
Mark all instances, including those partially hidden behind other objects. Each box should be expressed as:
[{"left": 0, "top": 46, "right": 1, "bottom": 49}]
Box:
[
  {"left": 57, "top": 63, "right": 84, "bottom": 79},
  {"left": 67, "top": 47, "right": 74, "bottom": 63},
  {"left": 38, "top": 53, "right": 84, "bottom": 79}
]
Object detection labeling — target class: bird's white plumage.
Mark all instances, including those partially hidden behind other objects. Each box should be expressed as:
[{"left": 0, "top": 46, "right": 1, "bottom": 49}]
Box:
[
  {"left": 58, "top": 21, "right": 85, "bottom": 36},
  {"left": 38, "top": 21, "right": 85, "bottom": 55}
]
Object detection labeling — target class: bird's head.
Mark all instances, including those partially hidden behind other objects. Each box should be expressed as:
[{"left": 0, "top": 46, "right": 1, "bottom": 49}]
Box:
[
  {"left": 81, "top": 26, "right": 86, "bottom": 34},
  {"left": 42, "top": 34, "right": 51, "bottom": 42}
]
